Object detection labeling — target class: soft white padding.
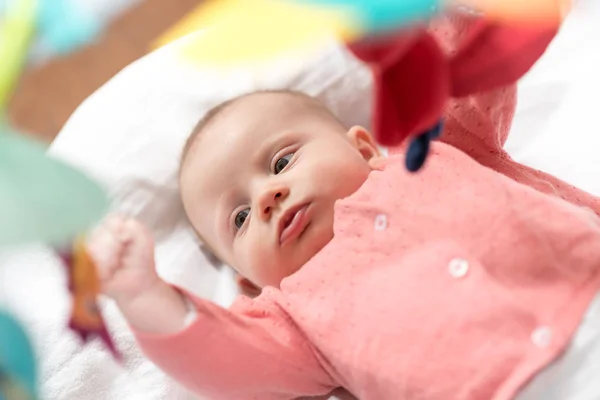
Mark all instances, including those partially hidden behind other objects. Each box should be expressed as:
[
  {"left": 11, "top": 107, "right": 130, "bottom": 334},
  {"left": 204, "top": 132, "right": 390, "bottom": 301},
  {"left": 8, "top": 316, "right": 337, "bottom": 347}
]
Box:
[
  {"left": 2, "top": 1, "right": 599, "bottom": 398},
  {"left": 507, "top": 0, "right": 600, "bottom": 194}
]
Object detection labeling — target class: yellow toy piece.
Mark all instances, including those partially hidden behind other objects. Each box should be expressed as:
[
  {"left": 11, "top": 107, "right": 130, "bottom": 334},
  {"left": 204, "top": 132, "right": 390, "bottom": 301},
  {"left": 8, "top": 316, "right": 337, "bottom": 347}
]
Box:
[
  {"left": 156, "top": 0, "right": 567, "bottom": 66},
  {"left": 0, "top": 0, "right": 38, "bottom": 110},
  {"left": 171, "top": 0, "right": 363, "bottom": 66},
  {"left": 152, "top": 3, "right": 208, "bottom": 48}
]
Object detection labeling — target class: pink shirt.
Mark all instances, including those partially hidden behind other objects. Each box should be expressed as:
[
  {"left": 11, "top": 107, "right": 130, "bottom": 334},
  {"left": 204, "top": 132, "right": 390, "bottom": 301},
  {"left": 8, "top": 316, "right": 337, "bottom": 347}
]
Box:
[
  {"left": 134, "top": 14, "right": 600, "bottom": 400},
  {"left": 135, "top": 89, "right": 600, "bottom": 398}
]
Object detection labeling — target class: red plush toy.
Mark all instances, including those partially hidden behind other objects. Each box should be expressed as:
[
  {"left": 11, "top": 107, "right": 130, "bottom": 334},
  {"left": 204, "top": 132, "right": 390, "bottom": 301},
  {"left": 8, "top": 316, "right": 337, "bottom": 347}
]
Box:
[{"left": 347, "top": 13, "right": 557, "bottom": 171}]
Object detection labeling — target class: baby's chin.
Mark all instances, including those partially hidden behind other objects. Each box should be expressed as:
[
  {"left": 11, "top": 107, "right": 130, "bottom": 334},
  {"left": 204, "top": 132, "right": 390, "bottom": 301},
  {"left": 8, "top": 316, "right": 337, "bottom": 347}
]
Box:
[
  {"left": 255, "top": 225, "right": 333, "bottom": 287},
  {"left": 246, "top": 212, "right": 336, "bottom": 288},
  {"left": 290, "top": 219, "right": 335, "bottom": 272}
]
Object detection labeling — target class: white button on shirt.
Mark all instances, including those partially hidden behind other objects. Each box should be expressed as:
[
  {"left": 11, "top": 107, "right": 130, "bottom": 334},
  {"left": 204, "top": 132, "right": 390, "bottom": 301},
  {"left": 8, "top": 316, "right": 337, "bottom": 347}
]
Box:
[
  {"left": 374, "top": 214, "right": 388, "bottom": 231},
  {"left": 531, "top": 326, "right": 553, "bottom": 348},
  {"left": 448, "top": 258, "right": 469, "bottom": 278}
]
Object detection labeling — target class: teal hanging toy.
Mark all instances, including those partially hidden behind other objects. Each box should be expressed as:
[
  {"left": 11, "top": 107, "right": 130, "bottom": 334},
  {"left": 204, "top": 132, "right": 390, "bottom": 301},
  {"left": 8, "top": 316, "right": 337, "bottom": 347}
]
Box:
[
  {"left": 1, "top": 1, "right": 114, "bottom": 399},
  {"left": 299, "top": 0, "right": 441, "bottom": 34},
  {"left": 0, "top": 311, "right": 37, "bottom": 400},
  {"left": 0, "top": 0, "right": 109, "bottom": 245}
]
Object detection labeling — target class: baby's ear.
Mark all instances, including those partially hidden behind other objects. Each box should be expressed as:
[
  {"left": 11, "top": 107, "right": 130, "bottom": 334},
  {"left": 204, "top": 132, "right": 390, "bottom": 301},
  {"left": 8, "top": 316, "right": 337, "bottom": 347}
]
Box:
[
  {"left": 235, "top": 274, "right": 262, "bottom": 298},
  {"left": 347, "top": 126, "right": 381, "bottom": 162},
  {"left": 368, "top": 156, "right": 387, "bottom": 171}
]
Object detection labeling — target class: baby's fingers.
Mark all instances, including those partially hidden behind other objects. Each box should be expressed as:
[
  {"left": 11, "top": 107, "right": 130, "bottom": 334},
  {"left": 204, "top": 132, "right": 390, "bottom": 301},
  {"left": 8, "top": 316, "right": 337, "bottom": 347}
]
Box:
[
  {"left": 87, "top": 221, "right": 126, "bottom": 281},
  {"left": 120, "top": 218, "right": 155, "bottom": 268}
]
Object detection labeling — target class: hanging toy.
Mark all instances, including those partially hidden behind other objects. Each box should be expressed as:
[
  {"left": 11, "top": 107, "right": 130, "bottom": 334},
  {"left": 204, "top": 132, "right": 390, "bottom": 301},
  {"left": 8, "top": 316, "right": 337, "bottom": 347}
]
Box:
[
  {"left": 0, "top": 311, "right": 37, "bottom": 400},
  {"left": 0, "top": 0, "right": 37, "bottom": 110},
  {"left": 0, "top": 0, "right": 102, "bottom": 110},
  {"left": 455, "top": 0, "right": 570, "bottom": 25},
  {"left": 405, "top": 120, "right": 444, "bottom": 172},
  {"left": 0, "top": 0, "right": 115, "bottom": 395},
  {"left": 0, "top": 131, "right": 109, "bottom": 246},
  {"left": 175, "top": 0, "right": 567, "bottom": 67},
  {"left": 56, "top": 237, "right": 120, "bottom": 360},
  {"left": 37, "top": 0, "right": 102, "bottom": 55},
  {"left": 174, "top": 0, "right": 565, "bottom": 172},
  {"left": 176, "top": 0, "right": 362, "bottom": 66},
  {"left": 1, "top": 0, "right": 109, "bottom": 246},
  {"left": 345, "top": 6, "right": 559, "bottom": 171}
]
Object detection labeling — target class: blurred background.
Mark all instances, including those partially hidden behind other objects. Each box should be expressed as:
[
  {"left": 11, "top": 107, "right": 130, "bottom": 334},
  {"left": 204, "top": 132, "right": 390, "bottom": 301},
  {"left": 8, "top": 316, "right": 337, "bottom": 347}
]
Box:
[{"left": 6, "top": 0, "right": 204, "bottom": 143}]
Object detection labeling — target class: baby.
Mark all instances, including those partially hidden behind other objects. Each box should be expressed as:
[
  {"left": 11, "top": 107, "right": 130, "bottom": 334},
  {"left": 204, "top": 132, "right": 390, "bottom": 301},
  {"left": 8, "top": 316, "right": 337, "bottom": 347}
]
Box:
[{"left": 88, "top": 15, "right": 600, "bottom": 400}]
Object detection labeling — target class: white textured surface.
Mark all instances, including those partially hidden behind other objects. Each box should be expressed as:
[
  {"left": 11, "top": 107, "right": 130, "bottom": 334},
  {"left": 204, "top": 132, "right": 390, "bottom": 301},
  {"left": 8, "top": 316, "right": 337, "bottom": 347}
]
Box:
[
  {"left": 507, "top": 0, "right": 600, "bottom": 195},
  {"left": 1, "top": 1, "right": 599, "bottom": 398}
]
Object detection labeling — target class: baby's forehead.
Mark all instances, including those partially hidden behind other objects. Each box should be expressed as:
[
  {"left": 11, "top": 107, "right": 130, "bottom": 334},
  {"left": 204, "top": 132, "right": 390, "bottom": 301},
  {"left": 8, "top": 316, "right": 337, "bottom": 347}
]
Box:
[
  {"left": 181, "top": 93, "right": 294, "bottom": 172},
  {"left": 216, "top": 91, "right": 321, "bottom": 122},
  {"left": 181, "top": 90, "right": 344, "bottom": 181},
  {"left": 189, "top": 91, "right": 330, "bottom": 152}
]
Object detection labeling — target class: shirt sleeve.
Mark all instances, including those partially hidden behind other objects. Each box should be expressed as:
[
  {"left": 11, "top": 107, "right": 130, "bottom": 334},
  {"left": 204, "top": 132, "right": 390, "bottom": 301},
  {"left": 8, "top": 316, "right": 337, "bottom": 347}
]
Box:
[
  {"left": 481, "top": 152, "right": 600, "bottom": 216},
  {"left": 428, "top": 13, "right": 522, "bottom": 160},
  {"left": 438, "top": 85, "right": 516, "bottom": 163},
  {"left": 377, "top": 15, "right": 518, "bottom": 163},
  {"left": 427, "top": 15, "right": 600, "bottom": 214},
  {"left": 368, "top": 15, "right": 600, "bottom": 213},
  {"left": 133, "top": 290, "right": 336, "bottom": 400}
]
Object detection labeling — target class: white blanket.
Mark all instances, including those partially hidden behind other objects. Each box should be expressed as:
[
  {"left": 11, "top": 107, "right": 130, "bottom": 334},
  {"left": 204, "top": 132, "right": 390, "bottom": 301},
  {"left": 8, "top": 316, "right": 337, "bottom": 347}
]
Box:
[
  {"left": 0, "top": 247, "right": 196, "bottom": 399},
  {"left": 1, "top": 1, "right": 599, "bottom": 398}
]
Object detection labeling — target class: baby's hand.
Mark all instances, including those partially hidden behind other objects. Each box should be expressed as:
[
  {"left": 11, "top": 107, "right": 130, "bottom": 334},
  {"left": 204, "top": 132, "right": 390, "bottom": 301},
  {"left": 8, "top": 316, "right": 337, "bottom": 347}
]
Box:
[
  {"left": 88, "top": 215, "right": 191, "bottom": 334},
  {"left": 87, "top": 215, "right": 162, "bottom": 305}
]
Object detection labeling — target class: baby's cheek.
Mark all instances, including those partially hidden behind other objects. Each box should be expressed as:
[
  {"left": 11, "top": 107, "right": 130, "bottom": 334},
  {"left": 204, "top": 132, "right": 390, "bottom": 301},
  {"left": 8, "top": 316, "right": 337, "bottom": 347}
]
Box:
[
  {"left": 335, "top": 163, "right": 371, "bottom": 199},
  {"left": 237, "top": 236, "right": 277, "bottom": 287}
]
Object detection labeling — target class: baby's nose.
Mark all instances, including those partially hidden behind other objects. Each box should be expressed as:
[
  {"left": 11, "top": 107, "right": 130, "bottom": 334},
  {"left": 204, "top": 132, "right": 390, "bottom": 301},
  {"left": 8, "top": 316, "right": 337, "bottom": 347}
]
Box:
[
  {"left": 257, "top": 186, "right": 289, "bottom": 217},
  {"left": 261, "top": 191, "right": 283, "bottom": 215}
]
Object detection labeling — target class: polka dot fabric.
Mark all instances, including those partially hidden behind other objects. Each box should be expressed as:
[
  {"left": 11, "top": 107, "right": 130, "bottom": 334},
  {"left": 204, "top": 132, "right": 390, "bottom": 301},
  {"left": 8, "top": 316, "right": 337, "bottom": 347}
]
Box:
[{"left": 136, "top": 152, "right": 600, "bottom": 399}]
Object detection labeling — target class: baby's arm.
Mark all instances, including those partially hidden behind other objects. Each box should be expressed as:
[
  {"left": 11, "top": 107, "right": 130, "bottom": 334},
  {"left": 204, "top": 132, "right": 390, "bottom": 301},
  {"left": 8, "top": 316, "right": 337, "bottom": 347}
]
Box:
[
  {"left": 429, "top": 15, "right": 600, "bottom": 213},
  {"left": 429, "top": 13, "right": 518, "bottom": 162},
  {"left": 87, "top": 216, "right": 336, "bottom": 399},
  {"left": 352, "top": 13, "right": 600, "bottom": 211},
  {"left": 87, "top": 216, "right": 189, "bottom": 333},
  {"left": 136, "top": 290, "right": 337, "bottom": 399},
  {"left": 427, "top": 12, "right": 560, "bottom": 163}
]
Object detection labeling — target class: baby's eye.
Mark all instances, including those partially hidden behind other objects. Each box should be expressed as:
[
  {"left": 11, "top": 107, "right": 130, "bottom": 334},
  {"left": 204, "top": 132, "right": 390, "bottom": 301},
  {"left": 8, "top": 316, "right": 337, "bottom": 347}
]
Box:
[
  {"left": 235, "top": 208, "right": 250, "bottom": 229},
  {"left": 273, "top": 153, "right": 294, "bottom": 175}
]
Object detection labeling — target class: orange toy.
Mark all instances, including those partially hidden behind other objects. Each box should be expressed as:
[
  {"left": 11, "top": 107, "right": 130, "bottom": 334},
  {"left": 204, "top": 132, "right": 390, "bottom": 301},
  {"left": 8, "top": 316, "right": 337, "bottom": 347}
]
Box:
[
  {"left": 456, "top": 0, "right": 571, "bottom": 25},
  {"left": 57, "top": 237, "right": 120, "bottom": 360}
]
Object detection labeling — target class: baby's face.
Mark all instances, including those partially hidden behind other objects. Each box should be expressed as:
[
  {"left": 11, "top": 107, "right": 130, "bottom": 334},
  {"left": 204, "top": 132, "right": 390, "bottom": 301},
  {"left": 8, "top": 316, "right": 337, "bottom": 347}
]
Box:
[{"left": 180, "top": 92, "right": 380, "bottom": 288}]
